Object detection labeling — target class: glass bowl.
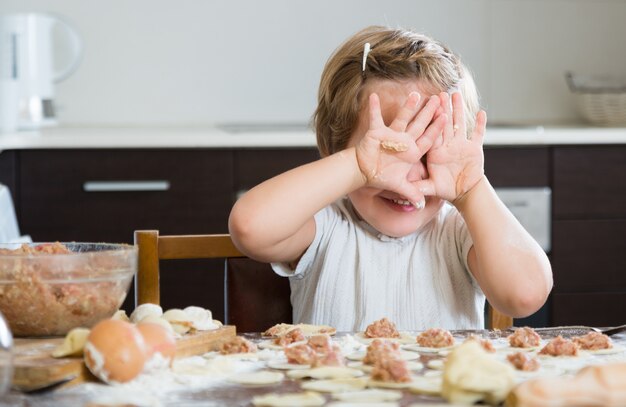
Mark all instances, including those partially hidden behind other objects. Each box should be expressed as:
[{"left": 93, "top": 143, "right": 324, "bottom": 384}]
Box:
[{"left": 0, "top": 242, "right": 137, "bottom": 337}]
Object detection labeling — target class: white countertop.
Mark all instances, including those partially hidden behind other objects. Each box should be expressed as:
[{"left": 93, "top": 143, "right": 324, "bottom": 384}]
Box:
[{"left": 1, "top": 125, "right": 626, "bottom": 151}]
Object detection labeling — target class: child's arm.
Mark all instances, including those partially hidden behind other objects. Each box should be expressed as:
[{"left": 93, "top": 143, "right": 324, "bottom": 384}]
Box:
[
  {"left": 419, "top": 92, "right": 553, "bottom": 318},
  {"left": 229, "top": 92, "right": 444, "bottom": 263}
]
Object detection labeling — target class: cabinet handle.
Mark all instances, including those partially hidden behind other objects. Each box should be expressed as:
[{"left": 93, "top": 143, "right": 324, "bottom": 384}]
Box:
[{"left": 83, "top": 181, "right": 171, "bottom": 192}]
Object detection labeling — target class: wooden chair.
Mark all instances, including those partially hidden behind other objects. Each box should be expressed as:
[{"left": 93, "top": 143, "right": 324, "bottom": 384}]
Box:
[{"left": 134, "top": 230, "right": 513, "bottom": 332}]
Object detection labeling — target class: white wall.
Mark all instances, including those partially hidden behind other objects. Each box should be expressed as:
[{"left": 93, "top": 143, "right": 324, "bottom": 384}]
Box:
[{"left": 1, "top": 0, "right": 625, "bottom": 127}]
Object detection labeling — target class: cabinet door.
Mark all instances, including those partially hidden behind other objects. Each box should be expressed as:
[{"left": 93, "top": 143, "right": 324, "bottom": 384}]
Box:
[
  {"left": 552, "top": 219, "right": 626, "bottom": 293},
  {"left": 554, "top": 146, "right": 626, "bottom": 219},
  {"left": 234, "top": 148, "right": 320, "bottom": 197},
  {"left": 484, "top": 147, "right": 549, "bottom": 187},
  {"left": 552, "top": 292, "right": 626, "bottom": 327},
  {"left": 19, "top": 149, "right": 233, "bottom": 242}
]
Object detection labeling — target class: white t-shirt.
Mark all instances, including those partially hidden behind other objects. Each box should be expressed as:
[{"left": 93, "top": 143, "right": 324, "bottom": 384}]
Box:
[{"left": 272, "top": 199, "right": 485, "bottom": 331}]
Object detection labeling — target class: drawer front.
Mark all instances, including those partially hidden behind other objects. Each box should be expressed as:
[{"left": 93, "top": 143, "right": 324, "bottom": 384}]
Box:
[
  {"left": 19, "top": 149, "right": 234, "bottom": 242},
  {"left": 554, "top": 146, "right": 626, "bottom": 218},
  {"left": 552, "top": 219, "right": 626, "bottom": 292},
  {"left": 484, "top": 147, "right": 550, "bottom": 187},
  {"left": 552, "top": 292, "right": 626, "bottom": 327},
  {"left": 234, "top": 148, "right": 320, "bottom": 195}
]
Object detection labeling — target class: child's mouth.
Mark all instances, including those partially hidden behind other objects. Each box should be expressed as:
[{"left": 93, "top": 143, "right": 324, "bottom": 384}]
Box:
[{"left": 382, "top": 197, "right": 417, "bottom": 212}]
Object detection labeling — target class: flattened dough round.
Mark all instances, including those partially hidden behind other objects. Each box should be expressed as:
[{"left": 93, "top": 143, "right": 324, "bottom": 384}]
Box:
[
  {"left": 407, "top": 376, "right": 443, "bottom": 396},
  {"left": 332, "top": 388, "right": 403, "bottom": 402},
  {"left": 301, "top": 378, "right": 368, "bottom": 393},
  {"left": 229, "top": 371, "right": 284, "bottom": 385},
  {"left": 287, "top": 366, "right": 364, "bottom": 380},
  {"left": 252, "top": 391, "right": 326, "bottom": 406},
  {"left": 266, "top": 360, "right": 311, "bottom": 370}
]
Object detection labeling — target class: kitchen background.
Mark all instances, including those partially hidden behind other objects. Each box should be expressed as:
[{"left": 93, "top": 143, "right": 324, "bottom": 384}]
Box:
[
  {"left": 1, "top": 0, "right": 625, "bottom": 328},
  {"left": 1, "top": 0, "right": 626, "bottom": 128}
]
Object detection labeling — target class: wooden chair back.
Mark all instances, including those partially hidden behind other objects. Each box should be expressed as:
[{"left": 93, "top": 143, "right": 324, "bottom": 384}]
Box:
[{"left": 134, "top": 230, "right": 512, "bottom": 331}]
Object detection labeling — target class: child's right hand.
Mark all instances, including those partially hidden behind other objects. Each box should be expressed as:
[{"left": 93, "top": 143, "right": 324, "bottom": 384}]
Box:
[{"left": 354, "top": 92, "right": 446, "bottom": 205}]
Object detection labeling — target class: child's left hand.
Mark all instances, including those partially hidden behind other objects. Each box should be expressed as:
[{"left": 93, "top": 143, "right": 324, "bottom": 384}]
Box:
[{"left": 418, "top": 92, "right": 487, "bottom": 203}]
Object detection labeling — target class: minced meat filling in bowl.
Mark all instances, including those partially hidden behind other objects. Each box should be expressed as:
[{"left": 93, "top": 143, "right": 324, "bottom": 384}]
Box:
[{"left": 0, "top": 242, "right": 137, "bottom": 337}]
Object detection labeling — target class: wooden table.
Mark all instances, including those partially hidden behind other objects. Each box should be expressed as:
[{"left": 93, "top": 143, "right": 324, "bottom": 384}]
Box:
[{"left": 5, "top": 329, "right": 626, "bottom": 407}]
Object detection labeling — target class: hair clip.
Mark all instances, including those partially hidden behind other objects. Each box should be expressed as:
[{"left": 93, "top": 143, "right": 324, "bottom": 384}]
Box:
[{"left": 362, "top": 42, "right": 371, "bottom": 72}]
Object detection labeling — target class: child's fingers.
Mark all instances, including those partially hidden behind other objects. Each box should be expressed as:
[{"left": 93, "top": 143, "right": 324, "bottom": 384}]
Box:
[
  {"left": 396, "top": 182, "right": 426, "bottom": 209},
  {"left": 415, "top": 114, "right": 447, "bottom": 157},
  {"left": 451, "top": 92, "right": 466, "bottom": 137},
  {"left": 368, "top": 93, "right": 385, "bottom": 130},
  {"left": 413, "top": 179, "right": 437, "bottom": 197},
  {"left": 439, "top": 92, "right": 454, "bottom": 144},
  {"left": 406, "top": 95, "right": 440, "bottom": 139},
  {"left": 470, "top": 110, "right": 487, "bottom": 141},
  {"left": 389, "top": 92, "right": 421, "bottom": 132}
]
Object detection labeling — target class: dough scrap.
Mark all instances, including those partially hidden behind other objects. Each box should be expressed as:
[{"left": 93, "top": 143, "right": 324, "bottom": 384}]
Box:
[
  {"left": 252, "top": 391, "right": 325, "bottom": 406},
  {"left": 287, "top": 366, "right": 364, "bottom": 380},
  {"left": 229, "top": 371, "right": 284, "bottom": 385},
  {"left": 52, "top": 327, "right": 90, "bottom": 358},
  {"left": 380, "top": 140, "right": 409, "bottom": 152}
]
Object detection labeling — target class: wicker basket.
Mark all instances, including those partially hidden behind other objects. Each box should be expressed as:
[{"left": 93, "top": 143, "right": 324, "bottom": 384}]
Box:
[{"left": 566, "top": 72, "right": 626, "bottom": 126}]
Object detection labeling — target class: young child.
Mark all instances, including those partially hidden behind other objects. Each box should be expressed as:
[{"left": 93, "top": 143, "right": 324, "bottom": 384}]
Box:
[{"left": 229, "top": 25, "right": 552, "bottom": 331}]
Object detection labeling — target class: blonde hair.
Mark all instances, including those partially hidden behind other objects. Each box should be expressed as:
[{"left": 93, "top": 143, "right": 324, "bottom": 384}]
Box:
[{"left": 313, "top": 25, "right": 480, "bottom": 157}]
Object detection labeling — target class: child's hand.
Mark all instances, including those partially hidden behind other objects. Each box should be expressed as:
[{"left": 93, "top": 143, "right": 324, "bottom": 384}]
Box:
[
  {"left": 418, "top": 92, "right": 487, "bottom": 203},
  {"left": 355, "top": 92, "right": 445, "bottom": 205}
]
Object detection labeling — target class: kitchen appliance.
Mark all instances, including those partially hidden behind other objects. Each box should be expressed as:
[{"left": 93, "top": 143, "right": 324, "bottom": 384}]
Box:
[
  {"left": 495, "top": 187, "right": 551, "bottom": 252},
  {"left": 0, "top": 13, "right": 82, "bottom": 130}
]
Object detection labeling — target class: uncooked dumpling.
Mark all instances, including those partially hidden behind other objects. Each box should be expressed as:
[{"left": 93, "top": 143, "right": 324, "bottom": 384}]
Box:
[
  {"left": 52, "top": 327, "right": 90, "bottom": 357},
  {"left": 130, "top": 303, "right": 163, "bottom": 323}
]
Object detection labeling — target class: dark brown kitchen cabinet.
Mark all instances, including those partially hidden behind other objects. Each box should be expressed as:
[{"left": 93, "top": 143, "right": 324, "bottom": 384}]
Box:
[
  {"left": 19, "top": 149, "right": 233, "bottom": 242},
  {"left": 553, "top": 146, "right": 626, "bottom": 219},
  {"left": 551, "top": 145, "right": 626, "bottom": 326},
  {"left": 234, "top": 148, "right": 320, "bottom": 194},
  {"left": 484, "top": 147, "right": 549, "bottom": 187}
]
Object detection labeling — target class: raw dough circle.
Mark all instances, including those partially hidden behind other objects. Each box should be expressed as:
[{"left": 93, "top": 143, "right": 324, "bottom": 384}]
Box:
[
  {"left": 331, "top": 388, "right": 403, "bottom": 402},
  {"left": 301, "top": 378, "right": 368, "bottom": 393},
  {"left": 229, "top": 371, "right": 284, "bottom": 385},
  {"left": 287, "top": 366, "right": 364, "bottom": 380},
  {"left": 252, "top": 391, "right": 326, "bottom": 406}
]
